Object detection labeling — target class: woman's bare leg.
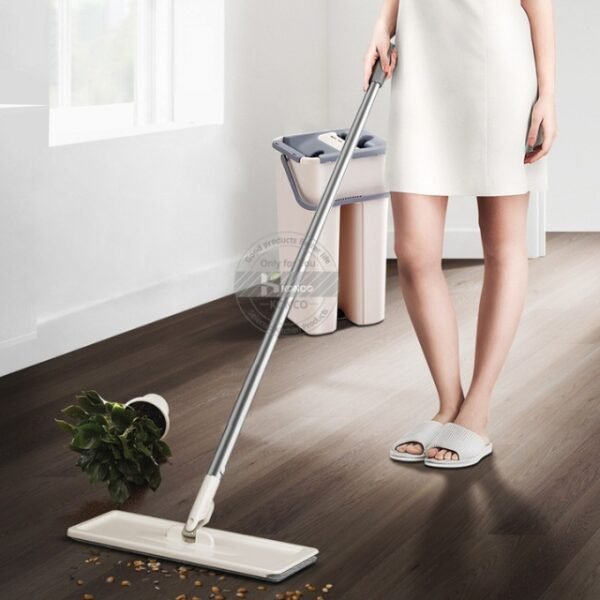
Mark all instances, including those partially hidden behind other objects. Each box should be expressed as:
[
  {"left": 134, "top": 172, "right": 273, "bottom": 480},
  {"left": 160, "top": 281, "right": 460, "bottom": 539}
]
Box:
[
  {"left": 391, "top": 191, "right": 465, "bottom": 455},
  {"left": 428, "top": 192, "right": 530, "bottom": 460}
]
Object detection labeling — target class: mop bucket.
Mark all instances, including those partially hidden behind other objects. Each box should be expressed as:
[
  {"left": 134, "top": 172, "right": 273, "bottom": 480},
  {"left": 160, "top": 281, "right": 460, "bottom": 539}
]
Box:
[{"left": 273, "top": 128, "right": 389, "bottom": 334}]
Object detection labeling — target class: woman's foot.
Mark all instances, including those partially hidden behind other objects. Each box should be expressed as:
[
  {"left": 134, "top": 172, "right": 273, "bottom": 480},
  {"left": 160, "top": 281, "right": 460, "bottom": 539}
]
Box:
[
  {"left": 394, "top": 410, "right": 460, "bottom": 455},
  {"left": 426, "top": 406, "right": 490, "bottom": 461}
]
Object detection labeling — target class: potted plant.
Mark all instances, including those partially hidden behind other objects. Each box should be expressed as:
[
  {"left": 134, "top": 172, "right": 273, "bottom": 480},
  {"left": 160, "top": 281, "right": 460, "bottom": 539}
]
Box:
[{"left": 55, "top": 390, "right": 172, "bottom": 505}]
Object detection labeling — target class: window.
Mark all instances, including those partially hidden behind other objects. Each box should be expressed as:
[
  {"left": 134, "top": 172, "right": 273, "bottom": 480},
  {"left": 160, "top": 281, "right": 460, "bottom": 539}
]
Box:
[{"left": 49, "top": 0, "right": 224, "bottom": 145}]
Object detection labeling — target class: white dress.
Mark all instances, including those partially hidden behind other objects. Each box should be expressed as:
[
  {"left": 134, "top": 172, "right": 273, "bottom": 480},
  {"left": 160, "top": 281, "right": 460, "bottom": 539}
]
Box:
[{"left": 384, "top": 0, "right": 548, "bottom": 196}]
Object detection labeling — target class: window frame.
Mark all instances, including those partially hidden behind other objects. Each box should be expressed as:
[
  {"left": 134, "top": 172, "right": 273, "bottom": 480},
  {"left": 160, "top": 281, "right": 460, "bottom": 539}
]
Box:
[{"left": 50, "top": 0, "right": 220, "bottom": 146}]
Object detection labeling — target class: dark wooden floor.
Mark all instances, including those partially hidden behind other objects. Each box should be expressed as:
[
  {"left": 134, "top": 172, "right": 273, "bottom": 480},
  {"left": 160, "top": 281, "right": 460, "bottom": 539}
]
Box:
[{"left": 1, "top": 232, "right": 599, "bottom": 600}]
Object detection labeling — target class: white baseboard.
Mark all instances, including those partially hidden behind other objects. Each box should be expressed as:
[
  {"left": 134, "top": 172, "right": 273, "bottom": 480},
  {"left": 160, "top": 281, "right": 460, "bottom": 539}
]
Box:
[{"left": 0, "top": 257, "right": 239, "bottom": 378}]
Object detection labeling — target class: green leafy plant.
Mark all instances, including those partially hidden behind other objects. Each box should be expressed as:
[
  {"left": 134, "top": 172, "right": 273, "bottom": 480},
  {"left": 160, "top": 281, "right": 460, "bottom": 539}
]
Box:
[{"left": 55, "top": 390, "right": 172, "bottom": 504}]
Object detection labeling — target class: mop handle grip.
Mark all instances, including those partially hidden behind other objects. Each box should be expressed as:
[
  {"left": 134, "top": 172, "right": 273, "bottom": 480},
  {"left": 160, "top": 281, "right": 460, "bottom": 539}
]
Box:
[{"left": 370, "top": 42, "right": 396, "bottom": 87}]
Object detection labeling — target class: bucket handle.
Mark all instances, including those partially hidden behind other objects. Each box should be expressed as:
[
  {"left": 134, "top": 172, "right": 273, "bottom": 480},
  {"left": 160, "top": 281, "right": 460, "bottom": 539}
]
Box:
[{"left": 279, "top": 154, "right": 389, "bottom": 211}]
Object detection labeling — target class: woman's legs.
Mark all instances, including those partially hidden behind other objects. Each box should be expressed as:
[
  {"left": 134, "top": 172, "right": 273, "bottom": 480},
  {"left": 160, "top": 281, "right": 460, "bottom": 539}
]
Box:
[
  {"left": 391, "top": 192, "right": 465, "bottom": 455},
  {"left": 428, "top": 192, "right": 530, "bottom": 460}
]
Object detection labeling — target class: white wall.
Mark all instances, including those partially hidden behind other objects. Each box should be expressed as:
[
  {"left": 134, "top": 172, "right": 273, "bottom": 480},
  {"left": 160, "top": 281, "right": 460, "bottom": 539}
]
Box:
[
  {"left": 0, "top": 0, "right": 328, "bottom": 376},
  {"left": 547, "top": 0, "right": 600, "bottom": 230}
]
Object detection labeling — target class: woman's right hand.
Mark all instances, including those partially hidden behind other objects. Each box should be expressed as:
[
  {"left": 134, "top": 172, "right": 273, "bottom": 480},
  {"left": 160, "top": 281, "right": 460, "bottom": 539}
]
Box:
[{"left": 363, "top": 32, "right": 397, "bottom": 92}]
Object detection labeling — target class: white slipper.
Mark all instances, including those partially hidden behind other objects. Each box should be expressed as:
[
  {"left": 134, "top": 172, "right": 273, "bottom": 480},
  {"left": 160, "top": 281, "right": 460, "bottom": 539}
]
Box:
[
  {"left": 389, "top": 420, "right": 445, "bottom": 462},
  {"left": 424, "top": 422, "right": 493, "bottom": 468}
]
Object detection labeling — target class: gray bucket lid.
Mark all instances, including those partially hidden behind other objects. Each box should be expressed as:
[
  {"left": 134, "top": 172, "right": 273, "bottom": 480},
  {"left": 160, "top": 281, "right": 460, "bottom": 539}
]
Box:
[{"left": 272, "top": 127, "right": 386, "bottom": 163}]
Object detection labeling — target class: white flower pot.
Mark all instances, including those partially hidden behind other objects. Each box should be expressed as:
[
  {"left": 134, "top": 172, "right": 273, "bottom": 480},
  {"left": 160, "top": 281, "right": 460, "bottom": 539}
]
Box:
[{"left": 123, "top": 393, "right": 170, "bottom": 440}]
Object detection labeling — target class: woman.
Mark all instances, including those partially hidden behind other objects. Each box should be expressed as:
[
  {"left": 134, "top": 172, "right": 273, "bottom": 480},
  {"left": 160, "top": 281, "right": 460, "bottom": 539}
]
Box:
[{"left": 364, "top": 0, "right": 557, "bottom": 468}]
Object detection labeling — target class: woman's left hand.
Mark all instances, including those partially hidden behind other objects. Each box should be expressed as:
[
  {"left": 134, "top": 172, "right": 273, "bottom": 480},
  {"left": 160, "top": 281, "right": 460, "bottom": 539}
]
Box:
[{"left": 524, "top": 94, "right": 558, "bottom": 164}]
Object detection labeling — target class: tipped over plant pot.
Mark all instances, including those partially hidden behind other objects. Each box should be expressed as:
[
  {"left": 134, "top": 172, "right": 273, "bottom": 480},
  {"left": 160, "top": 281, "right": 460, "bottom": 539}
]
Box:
[
  {"left": 124, "top": 393, "right": 170, "bottom": 440},
  {"left": 55, "top": 390, "right": 172, "bottom": 505}
]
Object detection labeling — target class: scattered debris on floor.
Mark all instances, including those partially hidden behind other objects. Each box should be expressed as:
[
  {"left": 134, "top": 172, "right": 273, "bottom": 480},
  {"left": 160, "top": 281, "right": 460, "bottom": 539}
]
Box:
[{"left": 70, "top": 549, "right": 334, "bottom": 600}]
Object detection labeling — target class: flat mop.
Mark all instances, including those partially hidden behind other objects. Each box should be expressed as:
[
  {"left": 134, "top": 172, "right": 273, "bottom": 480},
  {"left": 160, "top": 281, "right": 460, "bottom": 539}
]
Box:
[{"left": 66, "top": 45, "right": 395, "bottom": 582}]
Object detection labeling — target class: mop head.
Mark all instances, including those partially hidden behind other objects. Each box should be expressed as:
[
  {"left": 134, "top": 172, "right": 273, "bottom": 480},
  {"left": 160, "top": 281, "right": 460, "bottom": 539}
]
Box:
[{"left": 67, "top": 510, "right": 318, "bottom": 582}]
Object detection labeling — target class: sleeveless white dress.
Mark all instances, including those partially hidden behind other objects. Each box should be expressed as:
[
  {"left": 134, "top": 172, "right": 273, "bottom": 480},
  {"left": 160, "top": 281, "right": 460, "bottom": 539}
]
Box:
[{"left": 384, "top": 0, "right": 548, "bottom": 196}]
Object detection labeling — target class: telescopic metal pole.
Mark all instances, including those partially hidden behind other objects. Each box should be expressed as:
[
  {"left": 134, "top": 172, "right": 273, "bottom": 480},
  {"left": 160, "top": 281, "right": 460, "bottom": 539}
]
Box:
[{"left": 183, "top": 44, "right": 395, "bottom": 539}]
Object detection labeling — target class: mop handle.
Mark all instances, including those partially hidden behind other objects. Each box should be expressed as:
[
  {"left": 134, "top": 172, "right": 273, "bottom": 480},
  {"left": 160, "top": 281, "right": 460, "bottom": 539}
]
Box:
[
  {"left": 209, "top": 44, "right": 395, "bottom": 476},
  {"left": 184, "top": 44, "right": 395, "bottom": 536}
]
